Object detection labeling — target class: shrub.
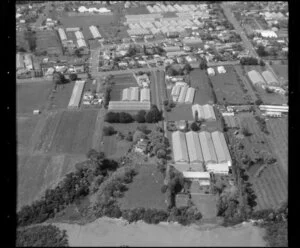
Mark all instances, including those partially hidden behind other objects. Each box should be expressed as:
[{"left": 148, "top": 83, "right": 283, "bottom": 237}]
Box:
[
  {"left": 165, "top": 106, "right": 171, "bottom": 112},
  {"left": 241, "top": 127, "right": 251, "bottom": 136},
  {"left": 190, "top": 122, "right": 200, "bottom": 131},
  {"left": 134, "top": 110, "right": 146, "bottom": 123},
  {"left": 69, "top": 73, "right": 78, "bottom": 81},
  {"left": 163, "top": 99, "right": 169, "bottom": 106},
  {"left": 156, "top": 148, "right": 167, "bottom": 159},
  {"left": 103, "top": 126, "right": 116, "bottom": 136},
  {"left": 119, "top": 112, "right": 134, "bottom": 123},
  {"left": 105, "top": 112, "right": 120, "bottom": 123}
]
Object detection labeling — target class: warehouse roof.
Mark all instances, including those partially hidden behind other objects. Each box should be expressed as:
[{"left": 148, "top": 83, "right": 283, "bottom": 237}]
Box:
[
  {"left": 172, "top": 131, "right": 189, "bottom": 163},
  {"left": 182, "top": 171, "right": 210, "bottom": 179},
  {"left": 198, "top": 131, "right": 217, "bottom": 164},
  {"left": 261, "top": 70, "right": 278, "bottom": 85},
  {"left": 247, "top": 70, "right": 266, "bottom": 85},
  {"left": 185, "top": 131, "right": 204, "bottom": 163}
]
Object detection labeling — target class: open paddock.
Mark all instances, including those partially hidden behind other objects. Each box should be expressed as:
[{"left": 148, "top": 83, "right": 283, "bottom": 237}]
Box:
[
  {"left": 118, "top": 164, "right": 167, "bottom": 210},
  {"left": 17, "top": 81, "right": 53, "bottom": 114},
  {"left": 125, "top": 6, "right": 149, "bottom": 15},
  {"left": 49, "top": 82, "right": 76, "bottom": 110},
  {"left": 166, "top": 104, "right": 194, "bottom": 121},
  {"left": 17, "top": 153, "right": 86, "bottom": 210},
  {"left": 210, "top": 66, "right": 251, "bottom": 105},
  {"left": 190, "top": 69, "right": 215, "bottom": 105},
  {"left": 102, "top": 135, "right": 132, "bottom": 159},
  {"left": 34, "top": 110, "right": 98, "bottom": 154}
]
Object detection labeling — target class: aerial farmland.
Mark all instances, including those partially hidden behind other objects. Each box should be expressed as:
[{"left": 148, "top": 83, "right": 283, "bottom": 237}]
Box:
[{"left": 16, "top": 1, "right": 288, "bottom": 247}]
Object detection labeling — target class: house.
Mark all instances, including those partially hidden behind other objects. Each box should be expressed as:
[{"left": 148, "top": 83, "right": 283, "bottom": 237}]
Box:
[
  {"left": 135, "top": 139, "right": 148, "bottom": 153},
  {"left": 217, "top": 66, "right": 226, "bottom": 74}
]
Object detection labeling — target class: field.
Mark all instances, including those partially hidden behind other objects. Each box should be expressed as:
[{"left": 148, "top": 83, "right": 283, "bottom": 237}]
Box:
[
  {"left": 210, "top": 66, "right": 251, "bottom": 105},
  {"left": 16, "top": 32, "right": 29, "bottom": 51},
  {"left": 17, "top": 82, "right": 54, "bottom": 114},
  {"left": 191, "top": 194, "right": 218, "bottom": 220},
  {"left": 166, "top": 104, "right": 194, "bottom": 121},
  {"left": 17, "top": 115, "right": 40, "bottom": 153},
  {"left": 118, "top": 164, "right": 167, "bottom": 210},
  {"left": 110, "top": 74, "right": 138, "bottom": 101},
  {"left": 49, "top": 82, "right": 76, "bottom": 110},
  {"left": 190, "top": 69, "right": 215, "bottom": 104},
  {"left": 17, "top": 153, "right": 86, "bottom": 210},
  {"left": 271, "top": 64, "right": 288, "bottom": 81},
  {"left": 102, "top": 135, "right": 131, "bottom": 159},
  {"left": 243, "top": 65, "right": 287, "bottom": 105},
  {"left": 35, "top": 30, "right": 63, "bottom": 55},
  {"left": 34, "top": 110, "right": 98, "bottom": 154},
  {"left": 230, "top": 113, "right": 288, "bottom": 210},
  {"left": 265, "top": 117, "right": 288, "bottom": 173}
]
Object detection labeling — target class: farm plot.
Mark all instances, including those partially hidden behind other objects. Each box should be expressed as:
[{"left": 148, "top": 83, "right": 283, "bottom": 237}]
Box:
[
  {"left": 49, "top": 82, "right": 76, "bottom": 110},
  {"left": 17, "top": 115, "right": 39, "bottom": 153},
  {"left": 35, "top": 110, "right": 98, "bottom": 154},
  {"left": 190, "top": 69, "right": 214, "bottom": 105},
  {"left": 118, "top": 164, "right": 167, "bottom": 210},
  {"left": 166, "top": 104, "right": 194, "bottom": 121},
  {"left": 266, "top": 117, "right": 288, "bottom": 173},
  {"left": 233, "top": 113, "right": 288, "bottom": 210},
  {"left": 109, "top": 123, "right": 157, "bottom": 134},
  {"left": 110, "top": 74, "right": 138, "bottom": 101},
  {"left": 125, "top": 6, "right": 149, "bottom": 15},
  {"left": 191, "top": 194, "right": 217, "bottom": 220},
  {"left": 210, "top": 66, "right": 251, "bottom": 105},
  {"left": 17, "top": 153, "right": 86, "bottom": 210},
  {"left": 35, "top": 30, "right": 63, "bottom": 55},
  {"left": 17, "top": 81, "right": 53, "bottom": 114}
]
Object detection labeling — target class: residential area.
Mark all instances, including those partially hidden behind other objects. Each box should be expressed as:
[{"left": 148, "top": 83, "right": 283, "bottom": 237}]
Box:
[{"left": 16, "top": 1, "right": 288, "bottom": 247}]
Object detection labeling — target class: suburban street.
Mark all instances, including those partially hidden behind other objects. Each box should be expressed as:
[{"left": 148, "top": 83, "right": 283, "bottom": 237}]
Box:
[{"left": 221, "top": 3, "right": 281, "bottom": 82}]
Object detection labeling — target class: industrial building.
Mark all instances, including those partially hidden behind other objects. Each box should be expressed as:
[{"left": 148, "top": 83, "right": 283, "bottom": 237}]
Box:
[
  {"left": 211, "top": 131, "right": 232, "bottom": 167},
  {"left": 261, "top": 70, "right": 279, "bottom": 85},
  {"left": 58, "top": 28, "right": 67, "bottom": 41},
  {"left": 122, "top": 88, "right": 132, "bottom": 101},
  {"left": 185, "top": 131, "right": 204, "bottom": 165},
  {"left": 191, "top": 104, "right": 216, "bottom": 121},
  {"left": 68, "top": 81, "right": 85, "bottom": 109},
  {"left": 182, "top": 171, "right": 210, "bottom": 184},
  {"left": 172, "top": 131, "right": 189, "bottom": 164},
  {"left": 247, "top": 70, "right": 266, "bottom": 85},
  {"left": 108, "top": 101, "right": 151, "bottom": 111},
  {"left": 198, "top": 131, "right": 218, "bottom": 165},
  {"left": 184, "top": 87, "right": 195, "bottom": 104},
  {"left": 74, "top": 31, "right": 84, "bottom": 40},
  {"left": 177, "top": 86, "right": 188, "bottom": 103},
  {"left": 89, "top": 25, "right": 102, "bottom": 39},
  {"left": 140, "top": 88, "right": 150, "bottom": 102}
]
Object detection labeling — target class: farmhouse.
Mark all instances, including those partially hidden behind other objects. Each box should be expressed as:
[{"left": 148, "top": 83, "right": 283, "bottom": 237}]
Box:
[
  {"left": 261, "top": 70, "right": 279, "bottom": 85},
  {"left": 172, "top": 131, "right": 189, "bottom": 164},
  {"left": 134, "top": 139, "right": 148, "bottom": 154},
  {"left": 247, "top": 70, "right": 266, "bottom": 85},
  {"left": 185, "top": 87, "right": 195, "bottom": 104},
  {"left": 185, "top": 131, "right": 204, "bottom": 165},
  {"left": 211, "top": 131, "right": 232, "bottom": 167},
  {"left": 68, "top": 80, "right": 86, "bottom": 109},
  {"left": 108, "top": 101, "right": 151, "bottom": 111},
  {"left": 198, "top": 131, "right": 218, "bottom": 165}
]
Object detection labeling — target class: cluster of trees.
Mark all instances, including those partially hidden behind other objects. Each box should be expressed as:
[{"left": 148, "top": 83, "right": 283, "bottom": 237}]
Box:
[
  {"left": 17, "top": 150, "right": 118, "bottom": 227},
  {"left": 53, "top": 71, "right": 68, "bottom": 86},
  {"left": 165, "top": 64, "right": 193, "bottom": 77},
  {"left": 144, "top": 45, "right": 166, "bottom": 56},
  {"left": 105, "top": 105, "right": 162, "bottom": 124},
  {"left": 16, "top": 225, "right": 69, "bottom": 247},
  {"left": 240, "top": 57, "right": 259, "bottom": 65},
  {"left": 103, "top": 126, "right": 116, "bottom": 136},
  {"left": 255, "top": 115, "right": 269, "bottom": 134},
  {"left": 24, "top": 29, "right": 37, "bottom": 52},
  {"left": 163, "top": 99, "right": 176, "bottom": 112},
  {"left": 147, "top": 129, "right": 169, "bottom": 159}
]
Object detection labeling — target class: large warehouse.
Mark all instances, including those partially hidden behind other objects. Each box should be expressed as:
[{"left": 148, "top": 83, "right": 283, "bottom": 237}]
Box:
[
  {"left": 191, "top": 104, "right": 216, "bottom": 121},
  {"left": 89, "top": 25, "right": 101, "bottom": 39},
  {"left": 198, "top": 131, "right": 218, "bottom": 165},
  {"left": 211, "top": 131, "right": 232, "bottom": 167},
  {"left": 68, "top": 80, "right": 85, "bottom": 109},
  {"left": 261, "top": 70, "right": 278, "bottom": 85},
  {"left": 172, "top": 131, "right": 189, "bottom": 164},
  {"left": 122, "top": 88, "right": 132, "bottom": 101},
  {"left": 108, "top": 101, "right": 151, "bottom": 111},
  {"left": 185, "top": 131, "right": 204, "bottom": 165},
  {"left": 247, "top": 70, "right": 266, "bottom": 85}
]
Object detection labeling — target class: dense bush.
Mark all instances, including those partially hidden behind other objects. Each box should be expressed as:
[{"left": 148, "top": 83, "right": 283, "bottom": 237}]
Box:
[
  {"left": 16, "top": 225, "right": 69, "bottom": 247},
  {"left": 190, "top": 122, "right": 200, "bottom": 131},
  {"left": 145, "top": 105, "right": 162, "bottom": 123},
  {"left": 105, "top": 112, "right": 120, "bottom": 123},
  {"left": 134, "top": 110, "right": 146, "bottom": 123},
  {"left": 255, "top": 115, "right": 269, "bottom": 134},
  {"left": 69, "top": 73, "right": 78, "bottom": 81},
  {"left": 103, "top": 126, "right": 116, "bottom": 136},
  {"left": 119, "top": 112, "right": 134, "bottom": 123},
  {"left": 240, "top": 57, "right": 259, "bottom": 65}
]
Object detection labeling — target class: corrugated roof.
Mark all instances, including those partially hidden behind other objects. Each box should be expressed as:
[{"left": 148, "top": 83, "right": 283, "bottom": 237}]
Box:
[
  {"left": 172, "top": 131, "right": 189, "bottom": 163},
  {"left": 178, "top": 86, "right": 188, "bottom": 103},
  {"left": 261, "top": 70, "right": 278, "bottom": 85},
  {"left": 211, "top": 131, "right": 227, "bottom": 164},
  {"left": 185, "top": 87, "right": 195, "bottom": 104},
  {"left": 130, "top": 87, "right": 139, "bottom": 101},
  {"left": 185, "top": 131, "right": 204, "bottom": 163},
  {"left": 203, "top": 104, "right": 216, "bottom": 120},
  {"left": 191, "top": 104, "right": 205, "bottom": 120},
  {"left": 198, "top": 131, "right": 217, "bottom": 164},
  {"left": 77, "top": 38, "right": 87, "bottom": 48},
  {"left": 247, "top": 70, "right": 265, "bottom": 85},
  {"left": 182, "top": 171, "right": 210, "bottom": 179}
]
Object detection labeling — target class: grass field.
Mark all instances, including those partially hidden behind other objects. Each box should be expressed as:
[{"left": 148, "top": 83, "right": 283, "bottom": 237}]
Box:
[
  {"left": 102, "top": 135, "right": 132, "bottom": 159},
  {"left": 34, "top": 110, "right": 98, "bottom": 154},
  {"left": 17, "top": 82, "right": 53, "bottom": 114},
  {"left": 35, "top": 30, "right": 63, "bottom": 54},
  {"left": 191, "top": 193, "right": 217, "bottom": 219},
  {"left": 118, "top": 164, "right": 167, "bottom": 210},
  {"left": 210, "top": 66, "right": 251, "bottom": 105},
  {"left": 17, "top": 153, "right": 86, "bottom": 210},
  {"left": 230, "top": 113, "right": 288, "bottom": 211},
  {"left": 166, "top": 103, "right": 194, "bottom": 121},
  {"left": 271, "top": 64, "right": 288, "bottom": 81},
  {"left": 49, "top": 82, "right": 75, "bottom": 110},
  {"left": 266, "top": 117, "right": 288, "bottom": 173},
  {"left": 17, "top": 115, "right": 40, "bottom": 153},
  {"left": 190, "top": 69, "right": 214, "bottom": 105},
  {"left": 110, "top": 74, "right": 138, "bottom": 101}
]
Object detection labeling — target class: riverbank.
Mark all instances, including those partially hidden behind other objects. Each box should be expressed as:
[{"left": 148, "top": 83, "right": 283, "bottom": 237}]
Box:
[{"left": 54, "top": 217, "right": 266, "bottom": 247}]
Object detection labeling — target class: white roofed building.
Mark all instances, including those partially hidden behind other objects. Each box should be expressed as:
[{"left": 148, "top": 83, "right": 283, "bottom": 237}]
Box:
[
  {"left": 211, "top": 131, "right": 232, "bottom": 167},
  {"left": 172, "top": 131, "right": 189, "bottom": 164},
  {"left": 58, "top": 28, "right": 67, "bottom": 41},
  {"left": 203, "top": 104, "right": 216, "bottom": 121},
  {"left": 185, "top": 87, "right": 195, "bottom": 104},
  {"left": 89, "top": 25, "right": 101, "bottom": 39},
  {"left": 198, "top": 131, "right": 218, "bottom": 165},
  {"left": 185, "top": 131, "right": 204, "bottom": 165},
  {"left": 140, "top": 88, "right": 150, "bottom": 102}
]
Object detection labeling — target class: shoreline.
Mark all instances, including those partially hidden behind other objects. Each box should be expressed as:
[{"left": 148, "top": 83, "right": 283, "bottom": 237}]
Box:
[{"left": 53, "top": 217, "right": 266, "bottom": 247}]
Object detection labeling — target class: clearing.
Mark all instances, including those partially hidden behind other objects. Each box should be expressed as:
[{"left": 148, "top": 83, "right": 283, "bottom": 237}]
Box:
[
  {"left": 34, "top": 110, "right": 98, "bottom": 154},
  {"left": 210, "top": 66, "right": 252, "bottom": 105},
  {"left": 17, "top": 81, "right": 53, "bottom": 114},
  {"left": 118, "top": 164, "right": 167, "bottom": 210}
]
